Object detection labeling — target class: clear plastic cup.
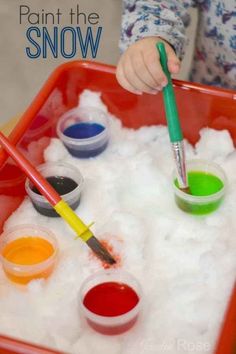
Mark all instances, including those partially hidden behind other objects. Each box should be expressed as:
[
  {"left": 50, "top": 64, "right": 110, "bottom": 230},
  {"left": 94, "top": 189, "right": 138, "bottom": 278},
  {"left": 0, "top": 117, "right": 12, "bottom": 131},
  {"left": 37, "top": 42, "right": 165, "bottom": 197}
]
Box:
[
  {"left": 56, "top": 107, "right": 109, "bottom": 158},
  {"left": 79, "top": 269, "right": 142, "bottom": 335},
  {"left": 173, "top": 159, "right": 227, "bottom": 215},
  {"left": 25, "top": 161, "right": 83, "bottom": 217},
  {"left": 0, "top": 224, "right": 58, "bottom": 285}
]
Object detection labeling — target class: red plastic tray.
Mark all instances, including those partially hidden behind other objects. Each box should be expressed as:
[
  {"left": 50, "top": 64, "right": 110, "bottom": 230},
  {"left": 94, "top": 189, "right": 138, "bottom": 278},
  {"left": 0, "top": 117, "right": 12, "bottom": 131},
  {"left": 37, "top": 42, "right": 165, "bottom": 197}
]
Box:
[{"left": 0, "top": 61, "right": 235, "bottom": 354}]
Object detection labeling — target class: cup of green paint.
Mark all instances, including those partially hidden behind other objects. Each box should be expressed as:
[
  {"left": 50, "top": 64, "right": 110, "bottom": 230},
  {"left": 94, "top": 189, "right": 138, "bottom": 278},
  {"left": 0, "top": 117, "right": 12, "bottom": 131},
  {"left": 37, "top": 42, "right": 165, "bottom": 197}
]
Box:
[{"left": 173, "top": 160, "right": 227, "bottom": 215}]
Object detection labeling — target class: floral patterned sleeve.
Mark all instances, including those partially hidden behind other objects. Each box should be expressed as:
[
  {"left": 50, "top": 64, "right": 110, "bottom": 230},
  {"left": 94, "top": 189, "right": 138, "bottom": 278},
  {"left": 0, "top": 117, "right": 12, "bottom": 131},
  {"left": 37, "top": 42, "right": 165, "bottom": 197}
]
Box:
[{"left": 120, "top": 0, "right": 196, "bottom": 59}]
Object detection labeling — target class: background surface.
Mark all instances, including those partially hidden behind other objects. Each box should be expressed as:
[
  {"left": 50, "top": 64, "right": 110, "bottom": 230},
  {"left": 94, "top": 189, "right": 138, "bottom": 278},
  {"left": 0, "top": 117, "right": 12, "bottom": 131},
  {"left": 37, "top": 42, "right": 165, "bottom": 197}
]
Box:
[{"left": 0, "top": 0, "right": 197, "bottom": 126}]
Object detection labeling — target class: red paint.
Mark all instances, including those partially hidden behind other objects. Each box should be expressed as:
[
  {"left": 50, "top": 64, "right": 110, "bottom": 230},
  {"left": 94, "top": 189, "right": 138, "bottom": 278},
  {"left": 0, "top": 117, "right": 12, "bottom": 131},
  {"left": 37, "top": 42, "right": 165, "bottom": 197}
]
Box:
[
  {"left": 83, "top": 282, "right": 139, "bottom": 316},
  {"left": 83, "top": 281, "right": 139, "bottom": 335}
]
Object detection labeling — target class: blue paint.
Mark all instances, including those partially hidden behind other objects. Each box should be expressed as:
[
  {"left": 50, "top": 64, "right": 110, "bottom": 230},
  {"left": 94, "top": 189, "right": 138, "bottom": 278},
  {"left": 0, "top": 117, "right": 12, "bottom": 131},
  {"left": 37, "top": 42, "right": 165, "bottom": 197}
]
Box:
[
  {"left": 62, "top": 122, "right": 108, "bottom": 158},
  {"left": 63, "top": 122, "right": 105, "bottom": 139},
  {"left": 66, "top": 141, "right": 108, "bottom": 158}
]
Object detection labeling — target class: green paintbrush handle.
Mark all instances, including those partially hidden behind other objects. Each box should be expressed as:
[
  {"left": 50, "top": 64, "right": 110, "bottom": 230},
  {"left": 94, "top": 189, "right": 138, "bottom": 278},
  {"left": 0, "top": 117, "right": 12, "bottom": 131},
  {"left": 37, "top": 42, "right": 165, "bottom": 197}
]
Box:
[{"left": 156, "top": 42, "right": 183, "bottom": 142}]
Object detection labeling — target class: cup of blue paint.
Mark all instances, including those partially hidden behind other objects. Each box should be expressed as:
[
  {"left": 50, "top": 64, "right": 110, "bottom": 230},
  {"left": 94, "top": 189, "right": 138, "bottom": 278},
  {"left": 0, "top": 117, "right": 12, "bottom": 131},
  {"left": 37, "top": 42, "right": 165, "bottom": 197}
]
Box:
[{"left": 57, "top": 107, "right": 109, "bottom": 158}]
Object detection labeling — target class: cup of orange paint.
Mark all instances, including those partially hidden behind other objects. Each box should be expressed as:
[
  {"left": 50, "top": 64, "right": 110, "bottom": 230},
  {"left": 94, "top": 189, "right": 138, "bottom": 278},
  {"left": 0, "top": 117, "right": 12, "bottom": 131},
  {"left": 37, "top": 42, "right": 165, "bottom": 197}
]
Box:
[{"left": 0, "top": 224, "right": 58, "bottom": 285}]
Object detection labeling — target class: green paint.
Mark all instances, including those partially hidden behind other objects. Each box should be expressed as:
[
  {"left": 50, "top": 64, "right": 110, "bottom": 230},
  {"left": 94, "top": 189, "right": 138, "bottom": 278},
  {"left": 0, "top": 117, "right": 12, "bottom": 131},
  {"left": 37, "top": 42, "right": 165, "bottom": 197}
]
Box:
[{"left": 174, "top": 171, "right": 224, "bottom": 215}]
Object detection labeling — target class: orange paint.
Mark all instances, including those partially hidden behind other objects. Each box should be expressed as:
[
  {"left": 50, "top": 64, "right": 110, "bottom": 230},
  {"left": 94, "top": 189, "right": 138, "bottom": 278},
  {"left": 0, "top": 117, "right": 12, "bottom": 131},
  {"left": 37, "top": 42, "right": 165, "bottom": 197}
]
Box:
[{"left": 2, "top": 236, "right": 56, "bottom": 284}]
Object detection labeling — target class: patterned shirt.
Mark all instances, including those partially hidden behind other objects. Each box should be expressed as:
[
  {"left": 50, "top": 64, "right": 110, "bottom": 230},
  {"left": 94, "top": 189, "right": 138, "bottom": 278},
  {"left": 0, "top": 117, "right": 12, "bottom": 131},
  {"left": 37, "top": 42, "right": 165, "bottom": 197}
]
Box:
[{"left": 120, "top": 1, "right": 236, "bottom": 90}]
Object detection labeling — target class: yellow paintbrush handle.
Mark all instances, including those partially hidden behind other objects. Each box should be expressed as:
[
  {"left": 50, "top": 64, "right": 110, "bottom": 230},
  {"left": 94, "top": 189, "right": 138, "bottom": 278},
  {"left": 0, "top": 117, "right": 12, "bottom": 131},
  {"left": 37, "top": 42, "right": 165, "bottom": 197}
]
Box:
[{"left": 54, "top": 200, "right": 94, "bottom": 242}]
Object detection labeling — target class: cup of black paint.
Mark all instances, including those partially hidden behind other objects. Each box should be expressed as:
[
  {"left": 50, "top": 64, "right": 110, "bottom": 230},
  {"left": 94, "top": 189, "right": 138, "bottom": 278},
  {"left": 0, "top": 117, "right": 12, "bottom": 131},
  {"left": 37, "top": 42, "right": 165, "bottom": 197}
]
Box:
[
  {"left": 56, "top": 107, "right": 109, "bottom": 158},
  {"left": 25, "top": 162, "right": 84, "bottom": 217}
]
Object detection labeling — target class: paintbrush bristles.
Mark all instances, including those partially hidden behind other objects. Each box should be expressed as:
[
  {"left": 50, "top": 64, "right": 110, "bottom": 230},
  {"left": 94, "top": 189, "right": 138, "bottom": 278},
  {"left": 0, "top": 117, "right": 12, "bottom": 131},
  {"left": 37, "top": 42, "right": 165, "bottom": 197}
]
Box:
[
  {"left": 172, "top": 141, "right": 191, "bottom": 194},
  {"left": 86, "top": 236, "right": 116, "bottom": 265}
]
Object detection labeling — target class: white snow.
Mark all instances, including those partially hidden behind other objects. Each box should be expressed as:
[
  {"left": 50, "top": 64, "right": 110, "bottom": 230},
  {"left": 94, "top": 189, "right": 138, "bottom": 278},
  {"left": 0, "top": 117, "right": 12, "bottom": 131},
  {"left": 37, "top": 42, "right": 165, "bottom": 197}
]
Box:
[{"left": 0, "top": 90, "right": 235, "bottom": 354}]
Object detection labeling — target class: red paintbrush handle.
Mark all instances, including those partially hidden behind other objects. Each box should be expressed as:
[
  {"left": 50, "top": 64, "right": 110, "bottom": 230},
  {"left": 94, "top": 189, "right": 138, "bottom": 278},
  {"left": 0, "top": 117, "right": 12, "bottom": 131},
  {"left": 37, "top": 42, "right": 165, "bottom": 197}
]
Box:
[{"left": 0, "top": 131, "right": 61, "bottom": 206}]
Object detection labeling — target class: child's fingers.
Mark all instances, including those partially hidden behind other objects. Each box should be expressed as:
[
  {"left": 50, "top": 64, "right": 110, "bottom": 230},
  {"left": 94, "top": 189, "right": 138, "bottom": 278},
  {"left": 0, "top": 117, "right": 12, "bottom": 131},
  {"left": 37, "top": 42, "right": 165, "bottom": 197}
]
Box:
[
  {"left": 165, "top": 45, "right": 181, "bottom": 74},
  {"left": 130, "top": 51, "right": 162, "bottom": 90},
  {"left": 141, "top": 44, "right": 168, "bottom": 87},
  {"left": 123, "top": 54, "right": 160, "bottom": 94},
  {"left": 143, "top": 42, "right": 181, "bottom": 86},
  {"left": 116, "top": 38, "right": 181, "bottom": 94},
  {"left": 116, "top": 59, "right": 142, "bottom": 94}
]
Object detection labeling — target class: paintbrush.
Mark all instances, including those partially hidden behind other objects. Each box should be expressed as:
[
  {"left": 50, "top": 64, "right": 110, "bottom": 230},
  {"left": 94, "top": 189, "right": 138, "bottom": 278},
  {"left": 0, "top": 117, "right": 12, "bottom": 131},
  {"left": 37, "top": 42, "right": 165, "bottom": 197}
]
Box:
[
  {"left": 156, "top": 42, "right": 190, "bottom": 194},
  {"left": 0, "top": 131, "right": 116, "bottom": 265}
]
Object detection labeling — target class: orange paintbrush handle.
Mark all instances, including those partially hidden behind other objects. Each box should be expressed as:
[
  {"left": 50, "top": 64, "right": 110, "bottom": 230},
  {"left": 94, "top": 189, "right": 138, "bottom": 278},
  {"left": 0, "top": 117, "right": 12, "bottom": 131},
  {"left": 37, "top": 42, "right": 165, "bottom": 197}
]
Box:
[
  {"left": 0, "top": 131, "right": 61, "bottom": 206},
  {"left": 0, "top": 131, "right": 116, "bottom": 264}
]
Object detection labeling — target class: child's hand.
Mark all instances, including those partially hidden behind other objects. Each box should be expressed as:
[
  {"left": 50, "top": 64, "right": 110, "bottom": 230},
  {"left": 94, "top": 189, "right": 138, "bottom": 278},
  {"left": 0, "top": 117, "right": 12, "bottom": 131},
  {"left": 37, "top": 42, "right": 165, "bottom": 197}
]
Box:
[{"left": 116, "top": 37, "right": 180, "bottom": 95}]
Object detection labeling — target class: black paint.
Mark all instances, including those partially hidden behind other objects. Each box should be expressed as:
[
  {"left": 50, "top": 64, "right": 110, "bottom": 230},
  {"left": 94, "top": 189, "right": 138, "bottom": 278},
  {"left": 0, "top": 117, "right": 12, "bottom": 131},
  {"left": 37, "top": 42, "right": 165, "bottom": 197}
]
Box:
[{"left": 31, "top": 176, "right": 80, "bottom": 217}]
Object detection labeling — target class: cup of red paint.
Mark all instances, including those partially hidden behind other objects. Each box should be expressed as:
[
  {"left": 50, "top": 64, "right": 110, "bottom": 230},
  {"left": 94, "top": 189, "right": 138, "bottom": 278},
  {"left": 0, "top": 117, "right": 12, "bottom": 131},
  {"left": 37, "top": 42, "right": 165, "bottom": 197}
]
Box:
[
  {"left": 79, "top": 269, "right": 142, "bottom": 335},
  {"left": 57, "top": 107, "right": 110, "bottom": 158}
]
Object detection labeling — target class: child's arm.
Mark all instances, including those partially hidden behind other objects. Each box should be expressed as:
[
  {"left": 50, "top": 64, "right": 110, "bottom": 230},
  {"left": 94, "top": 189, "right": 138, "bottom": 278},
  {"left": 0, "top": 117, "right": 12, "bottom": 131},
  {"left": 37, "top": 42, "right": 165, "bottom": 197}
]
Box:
[{"left": 117, "top": 0, "right": 195, "bottom": 94}]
